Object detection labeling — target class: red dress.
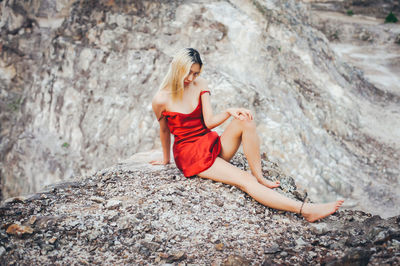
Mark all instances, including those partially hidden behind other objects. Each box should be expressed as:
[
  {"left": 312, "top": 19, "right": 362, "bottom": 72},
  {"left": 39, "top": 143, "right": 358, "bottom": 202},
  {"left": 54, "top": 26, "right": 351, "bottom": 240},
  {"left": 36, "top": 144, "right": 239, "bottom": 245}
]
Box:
[{"left": 162, "top": 91, "right": 221, "bottom": 177}]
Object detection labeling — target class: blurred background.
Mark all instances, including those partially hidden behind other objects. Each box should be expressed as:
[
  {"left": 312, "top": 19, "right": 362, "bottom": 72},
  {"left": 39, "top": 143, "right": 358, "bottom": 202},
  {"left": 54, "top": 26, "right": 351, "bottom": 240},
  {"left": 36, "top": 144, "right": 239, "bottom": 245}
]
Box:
[{"left": 0, "top": 0, "right": 399, "bottom": 218}]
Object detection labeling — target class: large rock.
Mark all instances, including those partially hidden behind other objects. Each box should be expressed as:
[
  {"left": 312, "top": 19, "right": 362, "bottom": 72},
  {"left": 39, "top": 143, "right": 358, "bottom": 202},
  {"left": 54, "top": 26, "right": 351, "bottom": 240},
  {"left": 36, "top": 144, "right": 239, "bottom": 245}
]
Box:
[
  {"left": 0, "top": 0, "right": 399, "bottom": 218},
  {"left": 0, "top": 152, "right": 399, "bottom": 264}
]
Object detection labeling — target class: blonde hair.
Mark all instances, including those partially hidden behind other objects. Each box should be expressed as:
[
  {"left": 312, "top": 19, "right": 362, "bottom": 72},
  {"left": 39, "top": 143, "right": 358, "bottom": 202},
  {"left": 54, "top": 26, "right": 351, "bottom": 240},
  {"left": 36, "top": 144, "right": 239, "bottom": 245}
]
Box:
[{"left": 159, "top": 48, "right": 203, "bottom": 101}]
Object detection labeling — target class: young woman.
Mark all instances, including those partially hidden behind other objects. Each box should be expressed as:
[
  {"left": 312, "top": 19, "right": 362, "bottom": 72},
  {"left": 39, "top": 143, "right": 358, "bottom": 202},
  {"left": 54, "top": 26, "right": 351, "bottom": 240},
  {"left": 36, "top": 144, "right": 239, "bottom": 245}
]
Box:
[{"left": 151, "top": 48, "right": 343, "bottom": 222}]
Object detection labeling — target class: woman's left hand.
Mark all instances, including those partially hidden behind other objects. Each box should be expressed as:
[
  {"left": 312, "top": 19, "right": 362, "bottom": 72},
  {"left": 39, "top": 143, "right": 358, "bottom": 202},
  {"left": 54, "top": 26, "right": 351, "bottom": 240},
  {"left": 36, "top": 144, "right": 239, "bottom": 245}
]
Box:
[{"left": 226, "top": 108, "right": 253, "bottom": 121}]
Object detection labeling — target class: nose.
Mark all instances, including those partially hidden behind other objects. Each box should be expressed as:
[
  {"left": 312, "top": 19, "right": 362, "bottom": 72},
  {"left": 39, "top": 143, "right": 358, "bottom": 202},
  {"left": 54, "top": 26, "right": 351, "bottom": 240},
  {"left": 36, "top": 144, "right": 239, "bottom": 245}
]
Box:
[{"left": 187, "top": 73, "right": 194, "bottom": 81}]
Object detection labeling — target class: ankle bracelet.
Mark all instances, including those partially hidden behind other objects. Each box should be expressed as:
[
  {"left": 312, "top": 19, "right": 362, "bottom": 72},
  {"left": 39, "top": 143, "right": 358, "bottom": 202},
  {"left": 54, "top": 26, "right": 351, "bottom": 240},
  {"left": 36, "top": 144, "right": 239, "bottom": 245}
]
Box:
[
  {"left": 299, "top": 196, "right": 307, "bottom": 215},
  {"left": 299, "top": 201, "right": 305, "bottom": 215}
]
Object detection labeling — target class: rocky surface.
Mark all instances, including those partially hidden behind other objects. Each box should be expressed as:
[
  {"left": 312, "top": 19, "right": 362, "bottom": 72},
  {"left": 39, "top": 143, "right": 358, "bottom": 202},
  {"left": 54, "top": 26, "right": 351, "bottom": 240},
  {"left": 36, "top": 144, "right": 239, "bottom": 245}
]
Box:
[
  {"left": 1, "top": 152, "right": 399, "bottom": 265},
  {"left": 303, "top": 0, "right": 400, "bottom": 18},
  {"left": 1, "top": 0, "right": 399, "bottom": 218},
  {"left": 308, "top": 5, "right": 400, "bottom": 94}
]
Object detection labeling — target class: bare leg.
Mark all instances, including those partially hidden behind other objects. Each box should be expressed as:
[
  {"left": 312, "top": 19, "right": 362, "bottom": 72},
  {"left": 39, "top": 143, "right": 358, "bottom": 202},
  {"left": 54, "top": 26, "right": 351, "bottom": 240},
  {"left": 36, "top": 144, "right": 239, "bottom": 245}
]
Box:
[
  {"left": 220, "top": 119, "right": 280, "bottom": 188},
  {"left": 199, "top": 158, "right": 344, "bottom": 222}
]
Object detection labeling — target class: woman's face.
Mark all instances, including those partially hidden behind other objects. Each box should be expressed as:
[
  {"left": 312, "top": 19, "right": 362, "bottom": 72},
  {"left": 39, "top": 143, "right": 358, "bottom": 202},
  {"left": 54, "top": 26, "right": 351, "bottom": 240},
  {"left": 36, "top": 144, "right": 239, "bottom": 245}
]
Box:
[{"left": 184, "top": 63, "right": 201, "bottom": 87}]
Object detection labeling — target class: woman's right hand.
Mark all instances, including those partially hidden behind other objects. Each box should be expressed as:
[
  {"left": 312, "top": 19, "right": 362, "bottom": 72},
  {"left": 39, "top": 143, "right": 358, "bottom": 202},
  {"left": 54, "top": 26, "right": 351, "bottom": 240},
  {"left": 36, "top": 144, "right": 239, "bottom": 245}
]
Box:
[{"left": 149, "top": 159, "right": 170, "bottom": 165}]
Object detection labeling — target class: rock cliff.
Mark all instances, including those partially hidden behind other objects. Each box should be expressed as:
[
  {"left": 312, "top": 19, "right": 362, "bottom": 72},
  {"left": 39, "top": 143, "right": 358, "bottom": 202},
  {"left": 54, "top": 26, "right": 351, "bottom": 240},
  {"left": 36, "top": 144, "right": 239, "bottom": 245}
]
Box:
[
  {"left": 304, "top": 0, "right": 400, "bottom": 18},
  {"left": 307, "top": 0, "right": 400, "bottom": 92},
  {"left": 0, "top": 0, "right": 399, "bottom": 218},
  {"left": 1, "top": 152, "right": 399, "bottom": 265}
]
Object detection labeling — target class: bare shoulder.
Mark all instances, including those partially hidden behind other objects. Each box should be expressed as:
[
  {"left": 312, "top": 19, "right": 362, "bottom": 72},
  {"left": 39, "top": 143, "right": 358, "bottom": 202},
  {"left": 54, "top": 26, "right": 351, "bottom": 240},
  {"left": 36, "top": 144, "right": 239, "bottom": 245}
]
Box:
[{"left": 152, "top": 90, "right": 169, "bottom": 111}]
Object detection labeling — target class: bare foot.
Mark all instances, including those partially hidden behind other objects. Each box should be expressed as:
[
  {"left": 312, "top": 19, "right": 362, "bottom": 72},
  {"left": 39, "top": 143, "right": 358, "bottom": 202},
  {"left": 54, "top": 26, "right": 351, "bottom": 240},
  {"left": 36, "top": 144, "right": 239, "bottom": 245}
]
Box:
[
  {"left": 301, "top": 200, "right": 344, "bottom": 222},
  {"left": 258, "top": 177, "right": 280, "bottom": 188}
]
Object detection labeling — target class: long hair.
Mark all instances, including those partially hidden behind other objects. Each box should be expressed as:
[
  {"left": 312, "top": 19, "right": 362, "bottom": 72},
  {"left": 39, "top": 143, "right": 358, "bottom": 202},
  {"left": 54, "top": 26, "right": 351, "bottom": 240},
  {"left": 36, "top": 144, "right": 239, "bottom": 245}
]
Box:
[{"left": 159, "top": 48, "right": 203, "bottom": 101}]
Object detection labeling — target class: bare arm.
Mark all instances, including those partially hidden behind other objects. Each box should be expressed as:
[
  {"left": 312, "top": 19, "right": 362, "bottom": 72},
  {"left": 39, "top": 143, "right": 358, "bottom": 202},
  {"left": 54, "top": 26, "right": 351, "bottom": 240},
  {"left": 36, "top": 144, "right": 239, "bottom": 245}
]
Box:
[
  {"left": 201, "top": 92, "right": 230, "bottom": 129},
  {"left": 201, "top": 82, "right": 254, "bottom": 129},
  {"left": 150, "top": 94, "right": 171, "bottom": 165}
]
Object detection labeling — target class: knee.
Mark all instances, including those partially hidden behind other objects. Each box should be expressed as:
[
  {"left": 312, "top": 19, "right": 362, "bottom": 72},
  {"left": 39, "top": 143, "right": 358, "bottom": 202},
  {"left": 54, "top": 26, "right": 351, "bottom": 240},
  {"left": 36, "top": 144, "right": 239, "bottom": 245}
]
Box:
[{"left": 238, "top": 119, "right": 256, "bottom": 131}]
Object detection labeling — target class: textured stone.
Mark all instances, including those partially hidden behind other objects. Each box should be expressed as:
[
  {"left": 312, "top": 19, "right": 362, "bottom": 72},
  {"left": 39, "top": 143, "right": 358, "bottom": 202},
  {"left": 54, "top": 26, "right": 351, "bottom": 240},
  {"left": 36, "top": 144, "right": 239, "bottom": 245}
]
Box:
[
  {"left": 89, "top": 196, "right": 105, "bottom": 204},
  {"left": 264, "top": 243, "right": 281, "bottom": 254},
  {"left": 395, "top": 34, "right": 400, "bottom": 44},
  {"left": 0, "top": 152, "right": 399, "bottom": 264},
  {"left": 28, "top": 216, "right": 37, "bottom": 225},
  {"left": 310, "top": 222, "right": 330, "bottom": 235},
  {"left": 215, "top": 243, "right": 224, "bottom": 251},
  {"left": 295, "top": 237, "right": 308, "bottom": 247},
  {"left": 0, "top": 0, "right": 399, "bottom": 223},
  {"left": 105, "top": 199, "right": 122, "bottom": 210},
  {"left": 223, "top": 255, "right": 250, "bottom": 266},
  {"left": 0, "top": 246, "right": 5, "bottom": 258},
  {"left": 305, "top": 0, "right": 400, "bottom": 19},
  {"left": 338, "top": 248, "right": 373, "bottom": 265},
  {"left": 48, "top": 237, "right": 57, "bottom": 244},
  {"left": 6, "top": 224, "right": 34, "bottom": 237}
]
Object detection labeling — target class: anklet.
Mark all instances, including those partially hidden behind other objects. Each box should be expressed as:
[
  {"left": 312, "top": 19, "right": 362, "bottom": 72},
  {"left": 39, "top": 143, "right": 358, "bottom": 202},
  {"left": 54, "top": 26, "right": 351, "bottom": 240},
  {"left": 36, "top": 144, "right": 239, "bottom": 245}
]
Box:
[
  {"left": 299, "top": 201, "right": 305, "bottom": 215},
  {"left": 299, "top": 196, "right": 307, "bottom": 215}
]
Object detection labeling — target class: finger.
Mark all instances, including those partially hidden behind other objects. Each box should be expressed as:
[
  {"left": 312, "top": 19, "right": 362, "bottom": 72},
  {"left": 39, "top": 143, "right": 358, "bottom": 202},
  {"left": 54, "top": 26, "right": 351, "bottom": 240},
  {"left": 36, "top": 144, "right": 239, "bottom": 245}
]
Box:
[
  {"left": 232, "top": 112, "right": 241, "bottom": 120},
  {"left": 240, "top": 111, "right": 249, "bottom": 120},
  {"left": 238, "top": 110, "right": 248, "bottom": 118},
  {"left": 238, "top": 112, "right": 249, "bottom": 121},
  {"left": 243, "top": 110, "right": 252, "bottom": 120},
  {"left": 246, "top": 111, "right": 253, "bottom": 120}
]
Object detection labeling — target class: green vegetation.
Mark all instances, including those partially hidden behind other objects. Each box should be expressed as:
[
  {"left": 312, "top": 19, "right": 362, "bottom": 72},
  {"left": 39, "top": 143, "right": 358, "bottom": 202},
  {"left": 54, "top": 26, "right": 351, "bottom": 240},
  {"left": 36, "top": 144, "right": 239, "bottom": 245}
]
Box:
[
  {"left": 385, "top": 12, "right": 398, "bottom": 23},
  {"left": 62, "top": 142, "right": 70, "bottom": 148},
  {"left": 346, "top": 10, "right": 354, "bottom": 16},
  {"left": 8, "top": 97, "right": 22, "bottom": 112},
  {"left": 331, "top": 30, "right": 339, "bottom": 40}
]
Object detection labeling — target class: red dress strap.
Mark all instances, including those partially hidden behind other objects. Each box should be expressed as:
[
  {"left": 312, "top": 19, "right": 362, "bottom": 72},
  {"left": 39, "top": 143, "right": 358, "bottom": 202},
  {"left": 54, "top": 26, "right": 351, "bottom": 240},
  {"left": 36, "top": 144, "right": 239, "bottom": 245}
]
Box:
[{"left": 200, "top": 90, "right": 211, "bottom": 96}]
